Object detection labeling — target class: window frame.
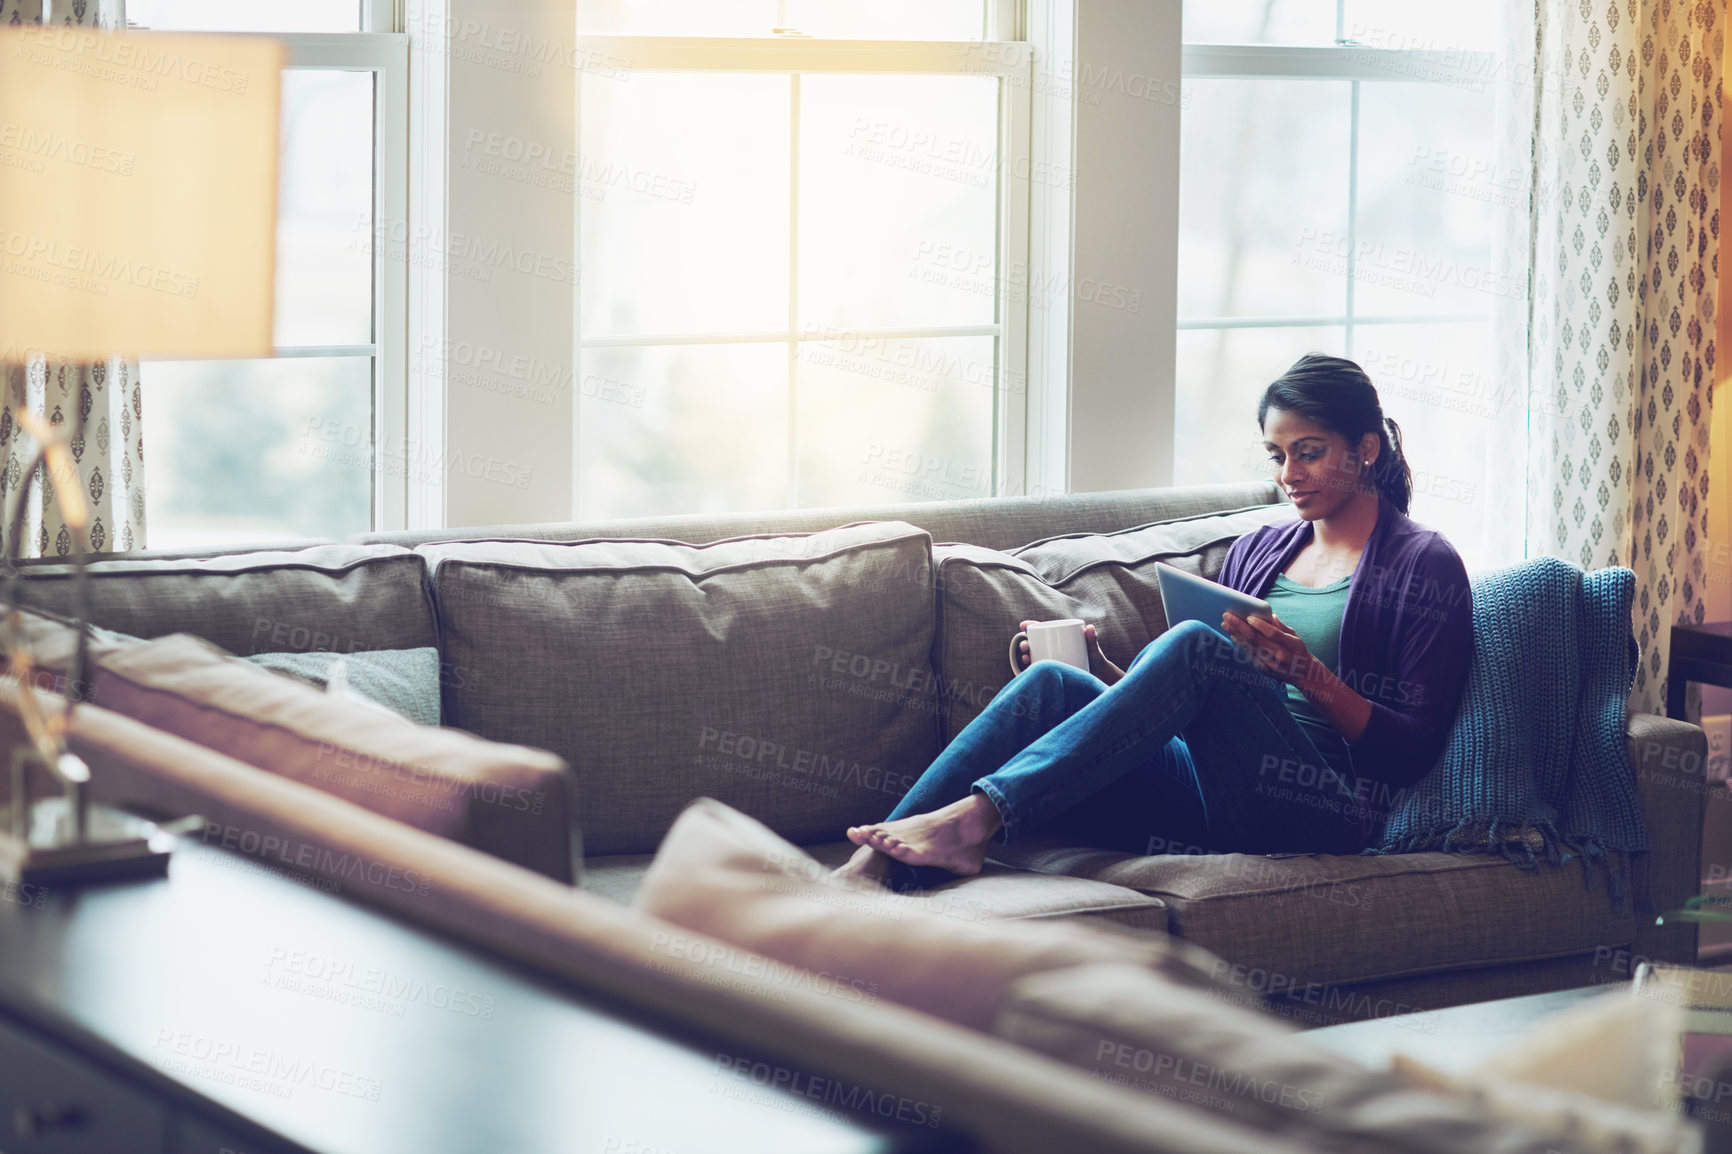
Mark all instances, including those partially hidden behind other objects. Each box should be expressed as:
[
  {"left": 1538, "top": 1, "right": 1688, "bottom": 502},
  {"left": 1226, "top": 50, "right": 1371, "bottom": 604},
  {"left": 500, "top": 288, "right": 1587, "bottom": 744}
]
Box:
[
  {"left": 134, "top": 16, "right": 409, "bottom": 545},
  {"left": 1177, "top": 41, "right": 1498, "bottom": 355},
  {"left": 272, "top": 30, "right": 410, "bottom": 533},
  {"left": 571, "top": 33, "right": 1033, "bottom": 511}
]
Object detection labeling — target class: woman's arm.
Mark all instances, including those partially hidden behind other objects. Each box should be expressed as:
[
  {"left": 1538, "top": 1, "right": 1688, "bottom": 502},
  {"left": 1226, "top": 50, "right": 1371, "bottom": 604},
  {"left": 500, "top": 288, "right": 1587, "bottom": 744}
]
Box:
[
  {"left": 1340, "top": 549, "right": 1474, "bottom": 787},
  {"left": 1084, "top": 625, "right": 1126, "bottom": 686}
]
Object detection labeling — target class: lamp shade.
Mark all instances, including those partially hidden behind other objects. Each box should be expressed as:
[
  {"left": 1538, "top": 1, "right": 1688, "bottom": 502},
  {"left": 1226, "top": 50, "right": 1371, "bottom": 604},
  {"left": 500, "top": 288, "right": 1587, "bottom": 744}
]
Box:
[{"left": 0, "top": 28, "right": 282, "bottom": 362}]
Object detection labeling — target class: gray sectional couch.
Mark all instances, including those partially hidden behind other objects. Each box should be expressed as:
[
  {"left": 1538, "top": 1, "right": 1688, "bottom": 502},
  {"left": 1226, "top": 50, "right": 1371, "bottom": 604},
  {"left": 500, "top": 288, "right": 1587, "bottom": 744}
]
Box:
[{"left": 14, "top": 479, "right": 1706, "bottom": 1026}]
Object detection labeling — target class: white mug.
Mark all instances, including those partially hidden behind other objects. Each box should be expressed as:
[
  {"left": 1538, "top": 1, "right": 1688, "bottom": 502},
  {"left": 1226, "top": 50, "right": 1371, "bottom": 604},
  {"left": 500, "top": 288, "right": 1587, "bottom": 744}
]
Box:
[{"left": 1008, "top": 619, "right": 1090, "bottom": 676}]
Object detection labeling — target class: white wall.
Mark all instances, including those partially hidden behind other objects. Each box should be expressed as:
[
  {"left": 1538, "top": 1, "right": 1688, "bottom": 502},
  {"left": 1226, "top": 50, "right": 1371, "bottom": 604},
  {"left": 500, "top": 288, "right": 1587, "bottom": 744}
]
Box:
[
  {"left": 437, "top": 0, "right": 575, "bottom": 527},
  {"left": 1063, "top": 0, "right": 1182, "bottom": 493}
]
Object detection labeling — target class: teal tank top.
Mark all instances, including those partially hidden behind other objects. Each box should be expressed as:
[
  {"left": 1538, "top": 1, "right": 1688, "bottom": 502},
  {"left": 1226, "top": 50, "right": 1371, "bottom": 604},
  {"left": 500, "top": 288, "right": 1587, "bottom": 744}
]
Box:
[{"left": 1264, "top": 572, "right": 1352, "bottom": 769}]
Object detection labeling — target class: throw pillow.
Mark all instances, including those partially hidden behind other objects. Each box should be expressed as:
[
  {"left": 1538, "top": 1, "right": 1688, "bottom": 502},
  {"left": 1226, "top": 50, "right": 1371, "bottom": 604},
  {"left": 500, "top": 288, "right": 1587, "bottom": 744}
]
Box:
[
  {"left": 88, "top": 633, "right": 578, "bottom": 881},
  {"left": 1390, "top": 987, "right": 1694, "bottom": 1154},
  {"left": 633, "top": 797, "right": 1227, "bottom": 1031},
  {"left": 995, "top": 963, "right": 1580, "bottom": 1154},
  {"left": 244, "top": 647, "right": 443, "bottom": 727}
]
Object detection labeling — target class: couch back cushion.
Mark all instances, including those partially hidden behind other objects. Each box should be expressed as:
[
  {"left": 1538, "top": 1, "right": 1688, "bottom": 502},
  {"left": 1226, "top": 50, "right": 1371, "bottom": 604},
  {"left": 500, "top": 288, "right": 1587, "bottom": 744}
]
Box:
[
  {"left": 90, "top": 634, "right": 577, "bottom": 881},
  {"left": 934, "top": 505, "right": 1297, "bottom": 743},
  {"left": 422, "top": 522, "right": 941, "bottom": 855},
  {"left": 14, "top": 544, "right": 437, "bottom": 658}
]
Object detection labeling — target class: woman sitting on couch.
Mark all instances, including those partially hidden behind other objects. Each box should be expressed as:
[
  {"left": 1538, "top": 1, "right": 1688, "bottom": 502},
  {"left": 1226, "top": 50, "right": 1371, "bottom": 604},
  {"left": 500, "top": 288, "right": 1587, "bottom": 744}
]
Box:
[{"left": 836, "top": 353, "right": 1474, "bottom": 889}]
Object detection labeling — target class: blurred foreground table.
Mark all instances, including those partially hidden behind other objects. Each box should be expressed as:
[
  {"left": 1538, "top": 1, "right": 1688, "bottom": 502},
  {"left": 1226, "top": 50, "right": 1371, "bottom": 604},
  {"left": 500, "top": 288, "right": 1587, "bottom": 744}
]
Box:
[{"left": 0, "top": 837, "right": 959, "bottom": 1154}]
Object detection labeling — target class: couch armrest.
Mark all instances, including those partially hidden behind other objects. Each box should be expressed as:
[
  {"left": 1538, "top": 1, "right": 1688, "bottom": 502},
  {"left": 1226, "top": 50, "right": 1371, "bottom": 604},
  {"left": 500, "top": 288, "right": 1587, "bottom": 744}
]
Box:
[{"left": 1628, "top": 711, "right": 1706, "bottom": 966}]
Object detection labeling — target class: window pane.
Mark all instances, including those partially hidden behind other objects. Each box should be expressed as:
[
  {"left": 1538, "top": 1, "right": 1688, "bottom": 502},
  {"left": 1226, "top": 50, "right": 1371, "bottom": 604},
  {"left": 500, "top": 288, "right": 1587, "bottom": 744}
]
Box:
[
  {"left": 1174, "top": 326, "right": 1346, "bottom": 488},
  {"left": 276, "top": 70, "right": 375, "bottom": 348},
  {"left": 579, "top": 74, "right": 789, "bottom": 337},
  {"left": 578, "top": 0, "right": 984, "bottom": 39},
  {"left": 1353, "top": 81, "right": 1498, "bottom": 318},
  {"left": 1182, "top": 2, "right": 1337, "bottom": 46},
  {"left": 1356, "top": 322, "right": 1497, "bottom": 570},
  {"left": 143, "top": 357, "right": 372, "bottom": 548},
  {"left": 795, "top": 335, "right": 995, "bottom": 507},
  {"left": 1341, "top": 2, "right": 1499, "bottom": 52},
  {"left": 800, "top": 74, "right": 999, "bottom": 331},
  {"left": 577, "top": 344, "right": 786, "bottom": 519},
  {"left": 127, "top": 0, "right": 360, "bottom": 33},
  {"left": 1178, "top": 79, "right": 1351, "bottom": 320}
]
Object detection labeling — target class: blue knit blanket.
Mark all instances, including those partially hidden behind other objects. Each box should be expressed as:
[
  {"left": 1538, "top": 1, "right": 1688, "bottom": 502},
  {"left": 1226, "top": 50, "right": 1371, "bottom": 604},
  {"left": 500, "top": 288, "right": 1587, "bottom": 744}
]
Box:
[{"left": 1375, "top": 557, "right": 1647, "bottom": 898}]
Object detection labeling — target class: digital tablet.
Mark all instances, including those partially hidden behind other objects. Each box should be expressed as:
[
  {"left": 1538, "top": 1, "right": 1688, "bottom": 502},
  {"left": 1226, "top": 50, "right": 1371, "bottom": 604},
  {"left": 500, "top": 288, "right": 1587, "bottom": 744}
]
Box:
[{"left": 1153, "top": 561, "right": 1274, "bottom": 629}]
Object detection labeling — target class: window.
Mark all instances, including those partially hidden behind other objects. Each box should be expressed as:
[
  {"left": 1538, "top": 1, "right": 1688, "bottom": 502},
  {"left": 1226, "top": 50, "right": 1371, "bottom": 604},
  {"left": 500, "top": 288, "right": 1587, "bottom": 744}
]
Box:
[
  {"left": 574, "top": 5, "right": 1030, "bottom": 519},
  {"left": 130, "top": 1, "right": 406, "bottom": 548},
  {"left": 1174, "top": 2, "right": 1506, "bottom": 569}
]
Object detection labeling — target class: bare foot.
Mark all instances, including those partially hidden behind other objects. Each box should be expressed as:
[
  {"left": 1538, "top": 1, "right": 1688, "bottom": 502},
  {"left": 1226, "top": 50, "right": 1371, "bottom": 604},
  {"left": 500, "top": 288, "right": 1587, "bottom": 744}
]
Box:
[
  {"left": 844, "top": 794, "right": 1003, "bottom": 877},
  {"left": 829, "top": 843, "right": 892, "bottom": 888}
]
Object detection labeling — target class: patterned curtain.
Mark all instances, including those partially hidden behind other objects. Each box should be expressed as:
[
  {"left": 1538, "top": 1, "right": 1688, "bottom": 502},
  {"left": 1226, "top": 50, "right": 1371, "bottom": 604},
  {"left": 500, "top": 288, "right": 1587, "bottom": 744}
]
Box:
[
  {"left": 0, "top": 0, "right": 146, "bottom": 556},
  {"left": 1494, "top": 0, "right": 1722, "bottom": 715}
]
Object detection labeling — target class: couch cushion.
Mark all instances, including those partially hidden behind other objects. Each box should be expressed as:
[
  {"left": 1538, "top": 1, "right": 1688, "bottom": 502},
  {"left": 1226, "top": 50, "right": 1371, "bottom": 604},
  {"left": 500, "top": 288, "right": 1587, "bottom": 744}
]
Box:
[
  {"left": 992, "top": 842, "right": 1637, "bottom": 987},
  {"left": 633, "top": 799, "right": 1222, "bottom": 1030},
  {"left": 13, "top": 543, "right": 437, "bottom": 658},
  {"left": 89, "top": 633, "right": 577, "bottom": 881},
  {"left": 933, "top": 505, "right": 1297, "bottom": 742},
  {"left": 995, "top": 964, "right": 1576, "bottom": 1154},
  {"left": 422, "top": 522, "right": 942, "bottom": 855},
  {"left": 585, "top": 839, "right": 1170, "bottom": 931}
]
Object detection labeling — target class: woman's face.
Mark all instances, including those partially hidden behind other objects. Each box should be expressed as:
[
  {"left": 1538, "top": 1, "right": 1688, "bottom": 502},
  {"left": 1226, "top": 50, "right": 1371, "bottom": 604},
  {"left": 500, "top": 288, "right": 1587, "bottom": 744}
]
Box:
[{"left": 1261, "top": 407, "right": 1377, "bottom": 521}]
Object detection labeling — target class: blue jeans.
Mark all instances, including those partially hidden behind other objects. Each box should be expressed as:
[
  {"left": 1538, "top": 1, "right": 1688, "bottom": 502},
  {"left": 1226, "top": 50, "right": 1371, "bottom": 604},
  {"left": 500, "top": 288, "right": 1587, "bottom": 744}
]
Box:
[{"left": 884, "top": 621, "right": 1364, "bottom": 886}]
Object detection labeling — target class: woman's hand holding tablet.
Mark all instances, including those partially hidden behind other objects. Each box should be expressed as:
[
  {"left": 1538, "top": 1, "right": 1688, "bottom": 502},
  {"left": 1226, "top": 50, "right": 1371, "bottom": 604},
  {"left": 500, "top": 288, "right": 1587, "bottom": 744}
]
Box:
[{"left": 1218, "top": 611, "right": 1320, "bottom": 687}]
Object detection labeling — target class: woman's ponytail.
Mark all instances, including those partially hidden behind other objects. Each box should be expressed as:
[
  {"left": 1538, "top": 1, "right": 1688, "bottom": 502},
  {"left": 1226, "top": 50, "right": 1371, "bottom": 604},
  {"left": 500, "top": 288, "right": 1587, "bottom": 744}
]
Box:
[{"left": 1370, "top": 416, "right": 1412, "bottom": 515}]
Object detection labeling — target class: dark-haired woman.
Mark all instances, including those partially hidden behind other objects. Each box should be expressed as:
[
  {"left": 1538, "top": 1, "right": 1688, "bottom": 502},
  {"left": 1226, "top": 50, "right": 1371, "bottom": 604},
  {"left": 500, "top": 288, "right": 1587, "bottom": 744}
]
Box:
[{"left": 835, "top": 353, "right": 1474, "bottom": 888}]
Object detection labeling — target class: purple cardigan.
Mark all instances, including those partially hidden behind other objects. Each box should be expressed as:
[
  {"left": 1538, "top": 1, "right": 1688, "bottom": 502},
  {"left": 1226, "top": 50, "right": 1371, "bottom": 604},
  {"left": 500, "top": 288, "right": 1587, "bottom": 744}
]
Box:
[{"left": 1215, "top": 497, "right": 1474, "bottom": 792}]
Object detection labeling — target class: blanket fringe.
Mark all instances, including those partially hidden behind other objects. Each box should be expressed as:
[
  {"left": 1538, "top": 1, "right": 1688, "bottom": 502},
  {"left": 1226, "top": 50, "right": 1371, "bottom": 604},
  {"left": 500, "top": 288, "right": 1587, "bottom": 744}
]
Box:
[{"left": 1371, "top": 819, "right": 1635, "bottom": 912}]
